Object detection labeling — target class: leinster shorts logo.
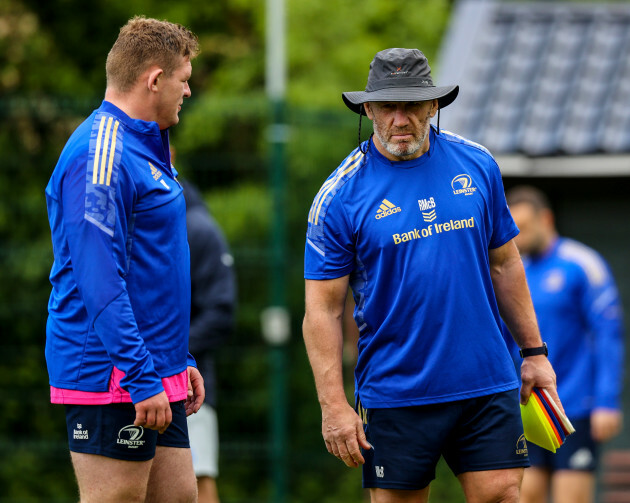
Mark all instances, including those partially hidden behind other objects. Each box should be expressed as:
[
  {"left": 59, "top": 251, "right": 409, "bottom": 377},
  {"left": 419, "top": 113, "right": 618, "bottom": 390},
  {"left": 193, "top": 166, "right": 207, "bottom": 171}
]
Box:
[
  {"left": 117, "top": 425, "right": 146, "bottom": 449},
  {"left": 451, "top": 174, "right": 477, "bottom": 196},
  {"left": 516, "top": 434, "right": 528, "bottom": 456}
]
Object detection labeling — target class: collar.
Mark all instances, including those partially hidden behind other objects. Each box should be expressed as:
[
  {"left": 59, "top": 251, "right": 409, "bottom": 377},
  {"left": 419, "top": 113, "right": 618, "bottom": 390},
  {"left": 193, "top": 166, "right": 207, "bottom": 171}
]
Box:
[{"left": 100, "top": 100, "right": 163, "bottom": 137}]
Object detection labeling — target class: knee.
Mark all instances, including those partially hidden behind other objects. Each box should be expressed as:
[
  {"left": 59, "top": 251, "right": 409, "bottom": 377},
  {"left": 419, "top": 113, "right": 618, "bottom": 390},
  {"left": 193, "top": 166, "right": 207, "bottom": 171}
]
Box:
[
  {"left": 179, "top": 475, "right": 199, "bottom": 503},
  {"left": 145, "top": 474, "right": 197, "bottom": 503},
  {"left": 498, "top": 483, "right": 520, "bottom": 503},
  {"left": 126, "top": 488, "right": 149, "bottom": 503},
  {"left": 488, "top": 474, "right": 521, "bottom": 503},
  {"left": 462, "top": 469, "right": 522, "bottom": 503},
  {"left": 79, "top": 486, "right": 147, "bottom": 503},
  {"left": 467, "top": 483, "right": 520, "bottom": 503}
]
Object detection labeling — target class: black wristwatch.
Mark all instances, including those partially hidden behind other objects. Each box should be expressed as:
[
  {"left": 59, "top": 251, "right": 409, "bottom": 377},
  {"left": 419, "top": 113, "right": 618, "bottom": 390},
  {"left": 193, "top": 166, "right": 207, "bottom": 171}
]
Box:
[{"left": 519, "top": 342, "right": 548, "bottom": 358}]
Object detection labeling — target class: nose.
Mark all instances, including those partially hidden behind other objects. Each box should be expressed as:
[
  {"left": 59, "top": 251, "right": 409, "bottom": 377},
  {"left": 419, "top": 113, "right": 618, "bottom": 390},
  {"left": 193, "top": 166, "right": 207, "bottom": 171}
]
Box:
[
  {"left": 184, "top": 82, "right": 191, "bottom": 98},
  {"left": 393, "top": 105, "right": 410, "bottom": 126}
]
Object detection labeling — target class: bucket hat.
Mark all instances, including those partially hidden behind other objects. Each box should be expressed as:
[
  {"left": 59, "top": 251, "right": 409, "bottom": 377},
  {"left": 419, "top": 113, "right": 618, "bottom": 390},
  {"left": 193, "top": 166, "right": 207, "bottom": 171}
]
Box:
[{"left": 342, "top": 48, "right": 459, "bottom": 114}]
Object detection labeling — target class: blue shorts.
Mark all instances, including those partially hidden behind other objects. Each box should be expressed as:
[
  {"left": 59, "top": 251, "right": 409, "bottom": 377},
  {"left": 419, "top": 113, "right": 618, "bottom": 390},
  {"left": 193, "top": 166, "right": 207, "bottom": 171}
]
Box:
[
  {"left": 65, "top": 401, "right": 189, "bottom": 461},
  {"left": 360, "top": 389, "right": 530, "bottom": 490},
  {"left": 527, "top": 417, "right": 597, "bottom": 472}
]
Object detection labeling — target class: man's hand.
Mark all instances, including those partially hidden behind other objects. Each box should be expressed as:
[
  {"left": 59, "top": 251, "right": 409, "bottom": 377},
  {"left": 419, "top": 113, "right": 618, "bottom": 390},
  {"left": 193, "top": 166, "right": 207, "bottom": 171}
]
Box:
[
  {"left": 134, "top": 391, "right": 171, "bottom": 434},
  {"left": 185, "top": 366, "right": 205, "bottom": 416},
  {"left": 322, "top": 402, "right": 372, "bottom": 468},
  {"left": 520, "top": 355, "right": 566, "bottom": 414},
  {"left": 591, "top": 408, "right": 623, "bottom": 443}
]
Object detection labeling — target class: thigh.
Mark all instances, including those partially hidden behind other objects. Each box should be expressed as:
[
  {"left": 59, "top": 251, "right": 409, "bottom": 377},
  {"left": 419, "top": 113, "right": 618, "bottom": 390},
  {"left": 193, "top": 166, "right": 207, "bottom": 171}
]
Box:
[
  {"left": 70, "top": 451, "right": 152, "bottom": 503},
  {"left": 147, "top": 401, "right": 197, "bottom": 502},
  {"left": 146, "top": 446, "right": 197, "bottom": 503},
  {"left": 457, "top": 467, "right": 523, "bottom": 503},
  {"left": 187, "top": 403, "right": 219, "bottom": 477},
  {"left": 551, "top": 470, "right": 595, "bottom": 503}
]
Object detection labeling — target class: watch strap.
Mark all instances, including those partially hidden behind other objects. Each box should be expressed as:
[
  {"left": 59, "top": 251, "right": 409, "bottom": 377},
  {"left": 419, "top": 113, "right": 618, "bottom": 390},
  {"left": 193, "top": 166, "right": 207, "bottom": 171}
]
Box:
[{"left": 519, "top": 342, "right": 548, "bottom": 358}]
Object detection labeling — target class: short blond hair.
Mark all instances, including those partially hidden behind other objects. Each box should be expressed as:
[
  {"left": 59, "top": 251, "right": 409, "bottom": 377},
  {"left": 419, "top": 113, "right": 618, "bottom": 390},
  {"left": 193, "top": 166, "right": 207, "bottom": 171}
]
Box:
[{"left": 106, "top": 16, "right": 199, "bottom": 92}]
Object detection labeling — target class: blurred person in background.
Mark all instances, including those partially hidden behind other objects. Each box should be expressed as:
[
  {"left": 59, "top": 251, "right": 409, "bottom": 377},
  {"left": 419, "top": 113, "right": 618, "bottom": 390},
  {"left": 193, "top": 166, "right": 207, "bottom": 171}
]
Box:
[
  {"left": 44, "top": 16, "right": 203, "bottom": 502},
  {"left": 505, "top": 185, "right": 624, "bottom": 503},
  {"left": 180, "top": 177, "right": 236, "bottom": 503},
  {"left": 302, "top": 47, "right": 563, "bottom": 503}
]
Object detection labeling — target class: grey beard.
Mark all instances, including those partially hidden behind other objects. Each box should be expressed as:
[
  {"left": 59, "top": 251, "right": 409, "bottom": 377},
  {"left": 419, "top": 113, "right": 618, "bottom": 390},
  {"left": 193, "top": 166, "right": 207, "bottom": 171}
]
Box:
[{"left": 373, "top": 113, "right": 432, "bottom": 160}]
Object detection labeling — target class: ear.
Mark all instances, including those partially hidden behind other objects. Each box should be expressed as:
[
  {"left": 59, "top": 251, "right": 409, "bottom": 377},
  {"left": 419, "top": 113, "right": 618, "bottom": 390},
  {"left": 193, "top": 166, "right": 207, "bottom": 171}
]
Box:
[
  {"left": 147, "top": 67, "right": 164, "bottom": 92},
  {"left": 429, "top": 99, "right": 438, "bottom": 118},
  {"left": 363, "top": 102, "right": 374, "bottom": 120}
]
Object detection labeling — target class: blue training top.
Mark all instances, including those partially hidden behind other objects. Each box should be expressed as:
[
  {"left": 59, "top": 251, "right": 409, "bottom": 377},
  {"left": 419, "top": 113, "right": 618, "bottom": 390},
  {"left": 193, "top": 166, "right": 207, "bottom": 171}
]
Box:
[
  {"left": 305, "top": 126, "right": 520, "bottom": 408},
  {"left": 45, "top": 101, "right": 193, "bottom": 404},
  {"left": 503, "top": 237, "right": 624, "bottom": 419}
]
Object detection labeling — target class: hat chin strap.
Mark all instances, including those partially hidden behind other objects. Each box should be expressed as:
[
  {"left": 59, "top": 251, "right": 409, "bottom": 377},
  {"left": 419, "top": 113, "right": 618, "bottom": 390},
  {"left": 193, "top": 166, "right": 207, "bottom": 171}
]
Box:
[
  {"left": 358, "top": 107, "right": 372, "bottom": 155},
  {"left": 436, "top": 108, "right": 441, "bottom": 135}
]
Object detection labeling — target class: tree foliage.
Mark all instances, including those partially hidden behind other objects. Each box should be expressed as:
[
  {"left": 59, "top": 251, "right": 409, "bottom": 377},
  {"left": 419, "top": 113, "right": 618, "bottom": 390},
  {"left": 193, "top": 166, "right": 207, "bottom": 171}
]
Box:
[{"left": 0, "top": 0, "right": 457, "bottom": 501}]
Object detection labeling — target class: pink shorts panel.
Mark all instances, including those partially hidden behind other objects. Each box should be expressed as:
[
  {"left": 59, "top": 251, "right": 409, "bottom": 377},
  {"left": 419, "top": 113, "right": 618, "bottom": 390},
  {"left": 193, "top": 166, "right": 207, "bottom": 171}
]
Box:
[{"left": 50, "top": 367, "right": 189, "bottom": 404}]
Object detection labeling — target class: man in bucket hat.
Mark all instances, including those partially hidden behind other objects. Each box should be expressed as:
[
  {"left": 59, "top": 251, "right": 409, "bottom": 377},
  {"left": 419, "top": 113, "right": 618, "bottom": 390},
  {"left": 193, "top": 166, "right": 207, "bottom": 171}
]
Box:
[{"left": 302, "top": 48, "right": 564, "bottom": 502}]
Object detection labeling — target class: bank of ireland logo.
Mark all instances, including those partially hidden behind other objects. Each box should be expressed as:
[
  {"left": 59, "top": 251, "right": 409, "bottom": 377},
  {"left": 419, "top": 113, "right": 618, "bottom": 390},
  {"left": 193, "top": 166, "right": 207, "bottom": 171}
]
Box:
[
  {"left": 451, "top": 174, "right": 477, "bottom": 196},
  {"left": 516, "top": 434, "right": 528, "bottom": 456},
  {"left": 73, "top": 423, "right": 89, "bottom": 440},
  {"left": 117, "top": 425, "right": 146, "bottom": 449}
]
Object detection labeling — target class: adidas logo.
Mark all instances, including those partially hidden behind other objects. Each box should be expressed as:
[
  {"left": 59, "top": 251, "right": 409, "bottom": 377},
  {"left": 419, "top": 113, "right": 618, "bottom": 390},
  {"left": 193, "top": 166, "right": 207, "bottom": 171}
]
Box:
[
  {"left": 375, "top": 199, "right": 401, "bottom": 220},
  {"left": 149, "top": 162, "right": 162, "bottom": 181}
]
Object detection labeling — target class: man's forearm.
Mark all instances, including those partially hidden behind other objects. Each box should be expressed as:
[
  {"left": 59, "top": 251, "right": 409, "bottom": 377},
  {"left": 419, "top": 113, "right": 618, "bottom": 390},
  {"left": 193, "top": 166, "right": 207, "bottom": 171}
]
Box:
[
  {"left": 491, "top": 241, "right": 560, "bottom": 406},
  {"left": 303, "top": 312, "right": 348, "bottom": 408},
  {"left": 490, "top": 242, "right": 543, "bottom": 349}
]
